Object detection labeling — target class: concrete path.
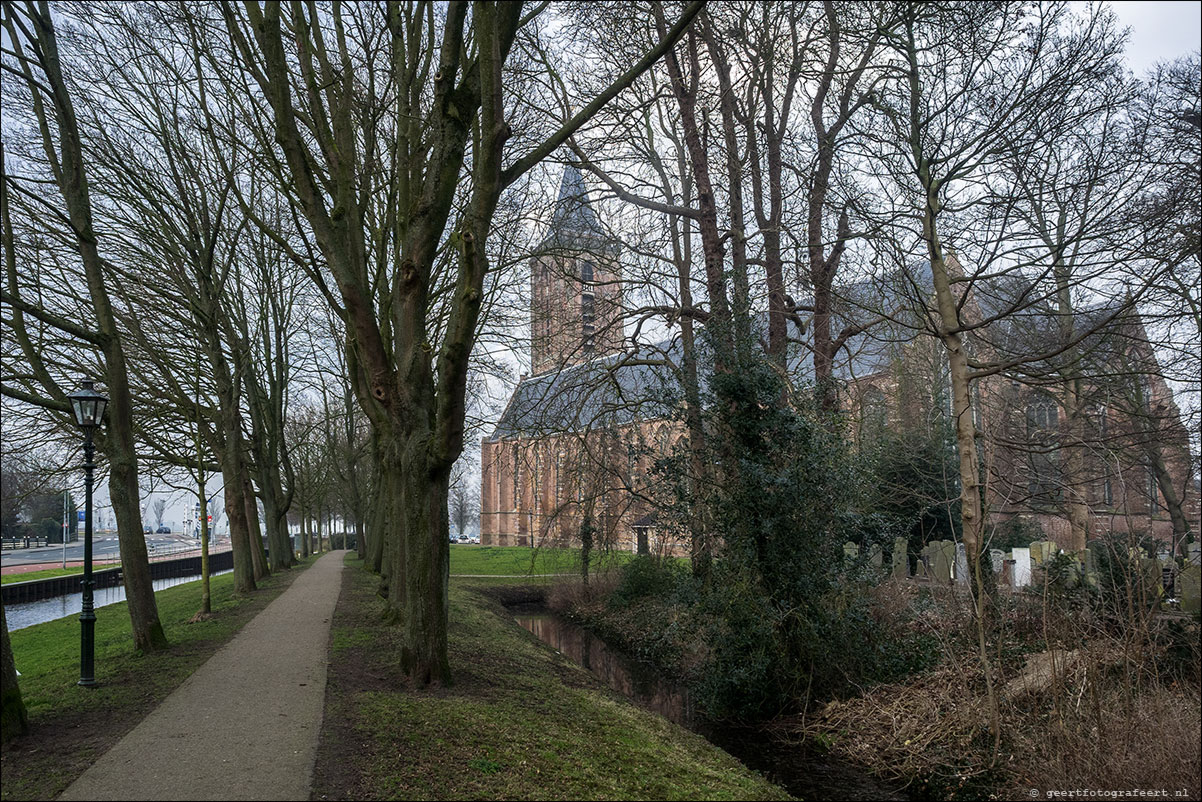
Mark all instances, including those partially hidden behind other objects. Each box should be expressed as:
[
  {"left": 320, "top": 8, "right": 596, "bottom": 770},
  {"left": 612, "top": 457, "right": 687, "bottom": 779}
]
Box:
[{"left": 59, "top": 550, "right": 347, "bottom": 802}]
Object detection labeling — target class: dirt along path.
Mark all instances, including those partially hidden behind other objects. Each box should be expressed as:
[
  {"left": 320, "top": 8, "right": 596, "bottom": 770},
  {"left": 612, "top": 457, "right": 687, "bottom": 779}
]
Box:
[{"left": 58, "top": 550, "right": 348, "bottom": 802}]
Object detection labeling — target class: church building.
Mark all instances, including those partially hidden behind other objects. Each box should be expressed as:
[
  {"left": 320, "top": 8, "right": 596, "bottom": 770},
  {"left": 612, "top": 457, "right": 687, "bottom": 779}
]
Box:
[
  {"left": 480, "top": 167, "right": 1199, "bottom": 556},
  {"left": 480, "top": 165, "right": 678, "bottom": 552}
]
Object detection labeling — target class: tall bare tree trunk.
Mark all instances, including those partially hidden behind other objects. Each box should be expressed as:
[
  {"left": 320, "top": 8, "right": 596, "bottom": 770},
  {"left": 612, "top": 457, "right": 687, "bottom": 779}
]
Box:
[
  {"left": 1, "top": 599, "right": 28, "bottom": 742},
  {"left": 242, "top": 472, "right": 269, "bottom": 581},
  {"left": 7, "top": 3, "right": 166, "bottom": 651}
]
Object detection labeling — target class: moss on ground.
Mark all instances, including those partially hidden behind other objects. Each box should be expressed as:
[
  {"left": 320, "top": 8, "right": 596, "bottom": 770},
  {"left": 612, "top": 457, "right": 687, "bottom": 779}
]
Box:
[
  {"left": 313, "top": 555, "right": 792, "bottom": 801},
  {"left": 1, "top": 557, "right": 314, "bottom": 801}
]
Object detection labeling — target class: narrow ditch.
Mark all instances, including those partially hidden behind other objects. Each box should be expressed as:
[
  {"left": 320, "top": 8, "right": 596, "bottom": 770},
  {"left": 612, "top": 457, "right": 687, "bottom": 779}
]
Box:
[{"left": 511, "top": 603, "right": 909, "bottom": 801}]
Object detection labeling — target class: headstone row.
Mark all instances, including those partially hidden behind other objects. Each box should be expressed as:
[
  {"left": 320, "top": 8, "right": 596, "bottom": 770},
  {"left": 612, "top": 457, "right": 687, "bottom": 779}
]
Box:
[{"left": 847, "top": 534, "right": 1199, "bottom": 616}]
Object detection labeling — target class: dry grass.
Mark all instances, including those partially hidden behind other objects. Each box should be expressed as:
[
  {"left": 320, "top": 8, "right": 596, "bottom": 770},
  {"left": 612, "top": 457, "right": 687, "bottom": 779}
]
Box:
[{"left": 795, "top": 582, "right": 1202, "bottom": 800}]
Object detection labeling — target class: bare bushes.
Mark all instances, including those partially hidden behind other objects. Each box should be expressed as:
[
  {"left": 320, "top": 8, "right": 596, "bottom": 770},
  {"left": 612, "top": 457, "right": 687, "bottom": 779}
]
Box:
[{"left": 802, "top": 584, "right": 1202, "bottom": 800}]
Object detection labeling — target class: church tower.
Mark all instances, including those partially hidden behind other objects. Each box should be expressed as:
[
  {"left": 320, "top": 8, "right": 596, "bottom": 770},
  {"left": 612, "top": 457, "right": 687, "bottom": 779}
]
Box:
[{"left": 530, "top": 165, "right": 624, "bottom": 376}]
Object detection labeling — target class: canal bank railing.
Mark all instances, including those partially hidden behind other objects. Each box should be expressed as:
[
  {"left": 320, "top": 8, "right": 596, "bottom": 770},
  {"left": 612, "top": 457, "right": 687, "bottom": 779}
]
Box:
[{"left": 2, "top": 549, "right": 235, "bottom": 605}]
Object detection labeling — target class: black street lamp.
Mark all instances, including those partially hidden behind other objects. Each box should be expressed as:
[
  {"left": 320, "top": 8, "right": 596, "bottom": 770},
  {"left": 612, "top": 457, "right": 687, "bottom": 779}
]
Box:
[{"left": 67, "top": 380, "right": 108, "bottom": 688}]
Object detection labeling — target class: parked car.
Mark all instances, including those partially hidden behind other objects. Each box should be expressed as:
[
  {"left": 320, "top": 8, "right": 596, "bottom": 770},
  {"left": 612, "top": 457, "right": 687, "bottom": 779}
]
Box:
[
  {"left": 143, "top": 526, "right": 153, "bottom": 534},
  {"left": 457, "top": 534, "right": 469, "bottom": 543},
  {"left": 449, "top": 534, "right": 459, "bottom": 544},
  {"left": 156, "top": 526, "right": 171, "bottom": 534},
  {"left": 469, "top": 535, "right": 480, "bottom": 544}
]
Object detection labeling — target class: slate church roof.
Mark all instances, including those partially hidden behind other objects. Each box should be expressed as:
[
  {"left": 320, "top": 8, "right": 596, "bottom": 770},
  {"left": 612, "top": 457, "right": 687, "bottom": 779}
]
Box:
[{"left": 488, "top": 317, "right": 805, "bottom": 442}]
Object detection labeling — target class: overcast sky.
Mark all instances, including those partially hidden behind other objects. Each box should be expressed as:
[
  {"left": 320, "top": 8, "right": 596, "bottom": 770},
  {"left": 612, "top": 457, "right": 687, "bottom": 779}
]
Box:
[{"left": 1108, "top": 1, "right": 1201, "bottom": 73}]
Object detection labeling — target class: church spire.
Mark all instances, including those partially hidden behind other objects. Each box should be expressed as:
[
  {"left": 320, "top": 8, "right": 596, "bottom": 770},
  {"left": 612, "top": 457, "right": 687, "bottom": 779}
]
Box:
[{"left": 547, "top": 164, "right": 603, "bottom": 241}]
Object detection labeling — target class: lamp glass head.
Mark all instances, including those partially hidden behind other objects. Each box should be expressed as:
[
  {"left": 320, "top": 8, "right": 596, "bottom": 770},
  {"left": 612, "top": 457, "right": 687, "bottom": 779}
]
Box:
[{"left": 68, "top": 381, "right": 108, "bottom": 430}]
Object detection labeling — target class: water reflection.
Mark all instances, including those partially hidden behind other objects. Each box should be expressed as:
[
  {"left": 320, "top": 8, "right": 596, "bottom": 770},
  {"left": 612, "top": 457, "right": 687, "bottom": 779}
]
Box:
[
  {"left": 517, "top": 611, "right": 908, "bottom": 801},
  {"left": 6, "top": 570, "right": 233, "bottom": 631},
  {"left": 517, "top": 614, "right": 698, "bottom": 728}
]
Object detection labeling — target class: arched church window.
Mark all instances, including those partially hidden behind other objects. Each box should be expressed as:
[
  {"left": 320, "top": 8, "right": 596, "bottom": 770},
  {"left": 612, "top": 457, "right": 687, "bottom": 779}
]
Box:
[
  {"left": 580, "top": 260, "right": 594, "bottom": 284},
  {"left": 1025, "top": 395, "right": 1059, "bottom": 440},
  {"left": 512, "top": 443, "right": 521, "bottom": 512},
  {"left": 532, "top": 448, "right": 541, "bottom": 514},
  {"left": 495, "top": 449, "right": 503, "bottom": 512},
  {"left": 1146, "top": 466, "right": 1160, "bottom": 513},
  {"left": 555, "top": 451, "right": 565, "bottom": 502},
  {"left": 1025, "top": 394, "right": 1060, "bottom": 502},
  {"left": 626, "top": 441, "right": 638, "bottom": 489}
]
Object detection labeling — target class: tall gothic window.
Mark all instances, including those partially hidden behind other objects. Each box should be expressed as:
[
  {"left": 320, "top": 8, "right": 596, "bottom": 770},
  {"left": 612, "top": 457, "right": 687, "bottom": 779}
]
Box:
[
  {"left": 1025, "top": 394, "right": 1060, "bottom": 500},
  {"left": 580, "top": 260, "right": 594, "bottom": 284},
  {"left": 495, "top": 449, "right": 503, "bottom": 512},
  {"left": 1026, "top": 397, "right": 1059, "bottom": 437},
  {"left": 533, "top": 449, "right": 541, "bottom": 514},
  {"left": 626, "top": 441, "right": 638, "bottom": 489},
  {"left": 576, "top": 454, "right": 585, "bottom": 503},
  {"left": 555, "top": 451, "right": 565, "bottom": 503},
  {"left": 1147, "top": 466, "right": 1160, "bottom": 513},
  {"left": 512, "top": 444, "right": 521, "bottom": 512}
]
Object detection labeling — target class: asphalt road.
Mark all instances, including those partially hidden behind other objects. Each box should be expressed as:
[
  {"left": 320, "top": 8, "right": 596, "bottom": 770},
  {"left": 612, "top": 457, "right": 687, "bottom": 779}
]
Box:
[{"left": 1, "top": 534, "right": 207, "bottom": 569}]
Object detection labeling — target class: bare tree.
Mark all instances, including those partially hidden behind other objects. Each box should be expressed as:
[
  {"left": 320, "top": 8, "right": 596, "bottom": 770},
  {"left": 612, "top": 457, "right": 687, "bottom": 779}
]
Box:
[
  {"left": 213, "top": 0, "right": 703, "bottom": 685},
  {"left": 1, "top": 1, "right": 166, "bottom": 651}
]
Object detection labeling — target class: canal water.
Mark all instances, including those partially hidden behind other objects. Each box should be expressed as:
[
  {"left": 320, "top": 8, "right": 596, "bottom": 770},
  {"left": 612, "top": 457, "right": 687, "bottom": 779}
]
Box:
[
  {"left": 6, "top": 570, "right": 233, "bottom": 631},
  {"left": 516, "top": 612, "right": 908, "bottom": 801}
]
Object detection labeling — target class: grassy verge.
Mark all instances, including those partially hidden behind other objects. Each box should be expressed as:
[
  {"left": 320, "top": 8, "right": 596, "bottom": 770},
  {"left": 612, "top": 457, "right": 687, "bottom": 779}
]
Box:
[
  {"left": 1, "top": 556, "right": 316, "bottom": 801},
  {"left": 448, "top": 544, "right": 638, "bottom": 577},
  {"left": 312, "top": 556, "right": 792, "bottom": 801},
  {"left": 2, "top": 567, "right": 92, "bottom": 585}
]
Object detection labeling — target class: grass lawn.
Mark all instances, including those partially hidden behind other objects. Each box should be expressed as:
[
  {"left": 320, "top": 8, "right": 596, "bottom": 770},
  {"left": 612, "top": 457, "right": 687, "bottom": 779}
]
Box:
[
  {"left": 2, "top": 544, "right": 633, "bottom": 584},
  {"left": 2, "top": 566, "right": 94, "bottom": 585},
  {"left": 1, "top": 556, "right": 315, "bottom": 801},
  {"left": 449, "top": 544, "right": 638, "bottom": 577},
  {"left": 312, "top": 555, "right": 792, "bottom": 801}
]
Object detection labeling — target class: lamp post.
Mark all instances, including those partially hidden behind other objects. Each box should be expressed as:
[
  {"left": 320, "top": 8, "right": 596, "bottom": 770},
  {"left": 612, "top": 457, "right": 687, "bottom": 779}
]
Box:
[{"left": 67, "top": 380, "right": 108, "bottom": 688}]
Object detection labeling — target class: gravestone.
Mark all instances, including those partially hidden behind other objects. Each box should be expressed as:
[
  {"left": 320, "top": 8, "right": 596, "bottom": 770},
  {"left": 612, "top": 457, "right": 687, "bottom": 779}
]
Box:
[
  {"left": 1063, "top": 553, "right": 1082, "bottom": 590},
  {"left": 844, "top": 542, "right": 859, "bottom": 562},
  {"left": 954, "top": 543, "right": 969, "bottom": 585},
  {"left": 933, "top": 540, "right": 954, "bottom": 583},
  {"left": 1030, "top": 540, "right": 1058, "bottom": 566},
  {"left": 893, "top": 537, "right": 909, "bottom": 579},
  {"left": 1083, "top": 545, "right": 1099, "bottom": 589},
  {"left": 1179, "top": 565, "right": 1201, "bottom": 616},
  {"left": 1011, "top": 547, "right": 1032, "bottom": 587},
  {"left": 1188, "top": 543, "right": 1201, "bottom": 566},
  {"left": 869, "top": 544, "right": 883, "bottom": 568},
  {"left": 1138, "top": 557, "right": 1163, "bottom": 601},
  {"left": 1028, "top": 541, "right": 1043, "bottom": 565},
  {"left": 1157, "top": 555, "right": 1178, "bottom": 597},
  {"left": 989, "top": 549, "right": 1005, "bottom": 574}
]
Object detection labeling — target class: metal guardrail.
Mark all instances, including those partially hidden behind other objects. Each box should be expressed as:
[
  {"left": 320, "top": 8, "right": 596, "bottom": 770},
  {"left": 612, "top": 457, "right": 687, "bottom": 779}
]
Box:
[{"left": 1, "top": 537, "right": 51, "bottom": 550}]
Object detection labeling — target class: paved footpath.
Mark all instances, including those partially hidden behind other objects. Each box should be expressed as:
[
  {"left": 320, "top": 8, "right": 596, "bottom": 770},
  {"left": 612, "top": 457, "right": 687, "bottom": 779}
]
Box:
[{"left": 59, "top": 550, "right": 348, "bottom": 802}]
